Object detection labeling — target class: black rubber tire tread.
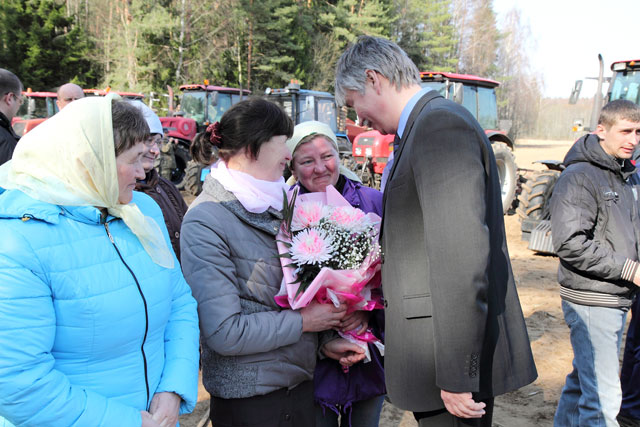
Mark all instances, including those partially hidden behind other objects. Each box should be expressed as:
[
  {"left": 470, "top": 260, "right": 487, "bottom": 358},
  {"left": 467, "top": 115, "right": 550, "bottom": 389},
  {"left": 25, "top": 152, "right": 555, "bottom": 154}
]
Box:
[
  {"left": 183, "top": 160, "right": 205, "bottom": 197},
  {"left": 516, "top": 170, "right": 560, "bottom": 221},
  {"left": 172, "top": 144, "right": 190, "bottom": 189}
]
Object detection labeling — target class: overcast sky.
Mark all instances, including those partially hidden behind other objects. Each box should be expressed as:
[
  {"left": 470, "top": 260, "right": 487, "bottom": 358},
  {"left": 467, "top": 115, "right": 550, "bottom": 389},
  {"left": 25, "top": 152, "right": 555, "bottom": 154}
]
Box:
[{"left": 492, "top": 0, "right": 640, "bottom": 98}]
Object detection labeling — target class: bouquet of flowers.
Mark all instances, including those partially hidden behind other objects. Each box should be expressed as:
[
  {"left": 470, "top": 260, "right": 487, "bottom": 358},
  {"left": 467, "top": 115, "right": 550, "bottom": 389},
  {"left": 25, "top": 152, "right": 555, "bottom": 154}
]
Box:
[{"left": 275, "top": 185, "right": 384, "bottom": 360}]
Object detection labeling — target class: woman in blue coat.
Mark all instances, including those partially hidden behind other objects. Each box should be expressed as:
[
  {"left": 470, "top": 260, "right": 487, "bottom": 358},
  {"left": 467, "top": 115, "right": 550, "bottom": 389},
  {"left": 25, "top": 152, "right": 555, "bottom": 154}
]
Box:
[{"left": 0, "top": 96, "right": 200, "bottom": 427}]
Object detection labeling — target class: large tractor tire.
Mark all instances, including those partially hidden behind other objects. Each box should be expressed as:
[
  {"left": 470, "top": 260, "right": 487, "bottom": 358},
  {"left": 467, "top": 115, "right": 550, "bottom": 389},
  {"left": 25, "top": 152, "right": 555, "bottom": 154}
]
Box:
[
  {"left": 491, "top": 142, "right": 517, "bottom": 214},
  {"left": 172, "top": 144, "right": 190, "bottom": 189},
  {"left": 516, "top": 170, "right": 560, "bottom": 240},
  {"left": 183, "top": 160, "right": 205, "bottom": 197}
]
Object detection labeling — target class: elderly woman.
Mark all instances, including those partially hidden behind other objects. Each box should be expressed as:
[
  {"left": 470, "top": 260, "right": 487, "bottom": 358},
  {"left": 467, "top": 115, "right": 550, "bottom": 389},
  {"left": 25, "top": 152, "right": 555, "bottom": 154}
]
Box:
[
  {"left": 130, "top": 101, "right": 188, "bottom": 260},
  {"left": 0, "top": 96, "right": 200, "bottom": 427},
  {"left": 180, "top": 98, "right": 364, "bottom": 427},
  {"left": 287, "top": 121, "right": 386, "bottom": 427}
]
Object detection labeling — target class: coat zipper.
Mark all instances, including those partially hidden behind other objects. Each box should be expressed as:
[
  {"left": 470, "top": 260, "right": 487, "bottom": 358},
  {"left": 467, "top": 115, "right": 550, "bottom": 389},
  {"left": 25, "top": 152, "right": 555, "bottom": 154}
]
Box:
[{"left": 104, "top": 222, "right": 151, "bottom": 408}]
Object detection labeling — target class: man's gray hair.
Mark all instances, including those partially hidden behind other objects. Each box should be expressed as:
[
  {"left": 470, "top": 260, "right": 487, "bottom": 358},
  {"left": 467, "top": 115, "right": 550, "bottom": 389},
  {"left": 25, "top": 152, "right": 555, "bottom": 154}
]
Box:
[
  {"left": 334, "top": 36, "right": 420, "bottom": 106},
  {"left": 0, "top": 68, "right": 22, "bottom": 97}
]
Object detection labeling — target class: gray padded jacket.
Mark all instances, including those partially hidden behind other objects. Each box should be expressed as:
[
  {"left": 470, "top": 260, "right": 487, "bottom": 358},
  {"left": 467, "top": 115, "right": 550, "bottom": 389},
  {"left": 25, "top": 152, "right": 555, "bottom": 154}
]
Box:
[
  {"left": 180, "top": 175, "right": 317, "bottom": 399},
  {"left": 550, "top": 133, "right": 640, "bottom": 308}
]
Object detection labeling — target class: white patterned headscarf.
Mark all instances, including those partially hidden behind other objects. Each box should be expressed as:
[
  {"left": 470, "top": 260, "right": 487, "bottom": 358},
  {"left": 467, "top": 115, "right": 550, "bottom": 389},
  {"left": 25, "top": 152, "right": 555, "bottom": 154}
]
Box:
[{"left": 0, "top": 94, "right": 174, "bottom": 268}]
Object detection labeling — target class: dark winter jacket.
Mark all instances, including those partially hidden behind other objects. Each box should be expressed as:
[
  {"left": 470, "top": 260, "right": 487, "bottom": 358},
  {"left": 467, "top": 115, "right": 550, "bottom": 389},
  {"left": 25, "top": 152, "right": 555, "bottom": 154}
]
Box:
[
  {"left": 135, "top": 168, "right": 188, "bottom": 260},
  {"left": 295, "top": 176, "right": 387, "bottom": 415},
  {"left": 550, "top": 133, "right": 640, "bottom": 308},
  {"left": 0, "top": 111, "right": 19, "bottom": 166}
]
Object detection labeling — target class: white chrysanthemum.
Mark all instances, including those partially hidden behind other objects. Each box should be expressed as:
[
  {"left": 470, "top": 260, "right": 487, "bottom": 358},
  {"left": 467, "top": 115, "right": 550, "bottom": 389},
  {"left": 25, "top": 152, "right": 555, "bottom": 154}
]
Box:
[
  {"left": 291, "top": 202, "right": 331, "bottom": 231},
  {"left": 327, "top": 205, "right": 373, "bottom": 232},
  {"left": 290, "top": 228, "right": 335, "bottom": 265}
]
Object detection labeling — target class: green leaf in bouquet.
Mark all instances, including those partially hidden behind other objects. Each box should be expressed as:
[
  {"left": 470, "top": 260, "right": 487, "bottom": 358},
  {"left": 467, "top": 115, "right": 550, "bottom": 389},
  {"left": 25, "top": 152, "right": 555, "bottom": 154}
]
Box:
[
  {"left": 281, "top": 188, "right": 298, "bottom": 238},
  {"left": 275, "top": 239, "right": 293, "bottom": 248}
]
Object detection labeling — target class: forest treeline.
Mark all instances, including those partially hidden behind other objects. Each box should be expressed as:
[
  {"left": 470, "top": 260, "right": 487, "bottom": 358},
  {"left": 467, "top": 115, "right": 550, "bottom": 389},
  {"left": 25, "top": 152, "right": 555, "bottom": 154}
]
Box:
[{"left": 1, "top": 0, "right": 576, "bottom": 140}]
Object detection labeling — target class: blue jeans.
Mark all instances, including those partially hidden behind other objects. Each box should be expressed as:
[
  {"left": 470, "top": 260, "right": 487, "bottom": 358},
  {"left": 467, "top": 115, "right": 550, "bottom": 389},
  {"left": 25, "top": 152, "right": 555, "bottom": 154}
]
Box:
[
  {"left": 315, "top": 395, "right": 385, "bottom": 427},
  {"left": 554, "top": 300, "right": 627, "bottom": 427}
]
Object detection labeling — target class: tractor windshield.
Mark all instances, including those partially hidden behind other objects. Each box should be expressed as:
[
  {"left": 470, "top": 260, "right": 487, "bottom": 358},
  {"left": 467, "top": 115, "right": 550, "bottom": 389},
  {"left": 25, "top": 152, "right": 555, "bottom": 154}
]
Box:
[
  {"left": 181, "top": 91, "right": 206, "bottom": 124},
  {"left": 16, "top": 96, "right": 55, "bottom": 120},
  {"left": 477, "top": 86, "right": 498, "bottom": 130},
  {"left": 609, "top": 70, "right": 640, "bottom": 105},
  {"left": 180, "top": 91, "right": 234, "bottom": 125},
  {"left": 421, "top": 81, "right": 448, "bottom": 97},
  {"left": 207, "top": 93, "right": 233, "bottom": 123},
  {"left": 316, "top": 98, "right": 338, "bottom": 133}
]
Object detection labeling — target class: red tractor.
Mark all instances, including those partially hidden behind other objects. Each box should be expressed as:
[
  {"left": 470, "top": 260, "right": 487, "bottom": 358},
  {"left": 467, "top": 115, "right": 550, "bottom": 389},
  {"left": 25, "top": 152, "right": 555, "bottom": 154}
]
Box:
[
  {"left": 159, "top": 83, "right": 251, "bottom": 194},
  {"left": 12, "top": 88, "right": 148, "bottom": 137},
  {"left": 11, "top": 90, "right": 59, "bottom": 136},
  {"left": 352, "top": 71, "right": 517, "bottom": 213}
]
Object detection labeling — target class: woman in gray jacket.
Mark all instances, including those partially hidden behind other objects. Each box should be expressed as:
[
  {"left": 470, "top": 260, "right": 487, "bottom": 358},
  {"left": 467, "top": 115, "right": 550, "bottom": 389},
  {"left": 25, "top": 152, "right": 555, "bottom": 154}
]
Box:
[{"left": 180, "top": 98, "right": 365, "bottom": 427}]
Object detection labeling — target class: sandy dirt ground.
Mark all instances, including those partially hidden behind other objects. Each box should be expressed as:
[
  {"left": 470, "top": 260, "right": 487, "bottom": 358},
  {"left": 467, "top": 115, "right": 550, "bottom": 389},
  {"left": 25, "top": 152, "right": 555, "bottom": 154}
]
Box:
[{"left": 179, "top": 139, "right": 587, "bottom": 427}]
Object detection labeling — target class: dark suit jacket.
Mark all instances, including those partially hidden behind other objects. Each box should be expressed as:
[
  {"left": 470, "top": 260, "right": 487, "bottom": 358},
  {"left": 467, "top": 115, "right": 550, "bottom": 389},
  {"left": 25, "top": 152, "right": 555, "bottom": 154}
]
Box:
[{"left": 381, "top": 92, "right": 537, "bottom": 412}]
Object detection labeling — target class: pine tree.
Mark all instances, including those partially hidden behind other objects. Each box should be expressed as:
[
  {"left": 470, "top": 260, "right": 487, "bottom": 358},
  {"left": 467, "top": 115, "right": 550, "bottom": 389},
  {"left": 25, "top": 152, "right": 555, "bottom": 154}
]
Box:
[
  {"left": 0, "top": 0, "right": 98, "bottom": 90},
  {"left": 393, "top": 0, "right": 458, "bottom": 71}
]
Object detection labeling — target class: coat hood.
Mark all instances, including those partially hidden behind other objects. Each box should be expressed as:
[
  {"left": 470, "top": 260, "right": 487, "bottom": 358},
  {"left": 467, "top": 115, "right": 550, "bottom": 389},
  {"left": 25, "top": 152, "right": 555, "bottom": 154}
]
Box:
[{"left": 564, "top": 133, "right": 637, "bottom": 180}]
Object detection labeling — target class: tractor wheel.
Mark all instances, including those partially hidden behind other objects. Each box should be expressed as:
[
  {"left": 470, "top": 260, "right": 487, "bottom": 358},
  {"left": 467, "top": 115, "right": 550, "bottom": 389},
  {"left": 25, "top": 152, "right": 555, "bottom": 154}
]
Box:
[
  {"left": 491, "top": 142, "right": 517, "bottom": 214},
  {"left": 516, "top": 170, "right": 560, "bottom": 240},
  {"left": 172, "top": 144, "right": 190, "bottom": 189},
  {"left": 183, "top": 161, "right": 205, "bottom": 197}
]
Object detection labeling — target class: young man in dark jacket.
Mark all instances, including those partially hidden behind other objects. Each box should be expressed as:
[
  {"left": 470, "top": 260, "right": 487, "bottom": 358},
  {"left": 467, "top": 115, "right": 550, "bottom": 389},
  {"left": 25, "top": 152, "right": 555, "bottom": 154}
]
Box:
[
  {"left": 0, "top": 69, "right": 22, "bottom": 166},
  {"left": 550, "top": 99, "right": 640, "bottom": 427}
]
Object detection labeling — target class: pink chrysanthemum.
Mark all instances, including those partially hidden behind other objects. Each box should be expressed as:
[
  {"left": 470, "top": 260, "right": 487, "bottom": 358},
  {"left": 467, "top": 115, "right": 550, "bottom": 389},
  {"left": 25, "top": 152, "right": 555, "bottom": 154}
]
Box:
[
  {"left": 290, "top": 228, "right": 334, "bottom": 265},
  {"left": 291, "top": 202, "right": 329, "bottom": 231},
  {"left": 328, "top": 206, "right": 370, "bottom": 231}
]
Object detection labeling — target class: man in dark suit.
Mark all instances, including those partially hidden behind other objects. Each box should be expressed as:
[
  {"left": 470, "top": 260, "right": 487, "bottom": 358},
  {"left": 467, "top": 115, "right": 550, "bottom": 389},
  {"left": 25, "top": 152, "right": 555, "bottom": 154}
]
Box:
[{"left": 335, "top": 36, "right": 537, "bottom": 426}]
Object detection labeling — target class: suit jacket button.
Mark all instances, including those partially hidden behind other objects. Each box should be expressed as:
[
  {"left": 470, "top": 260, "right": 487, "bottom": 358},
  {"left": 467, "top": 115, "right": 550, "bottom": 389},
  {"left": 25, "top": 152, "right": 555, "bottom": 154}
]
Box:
[{"left": 383, "top": 299, "right": 388, "bottom": 308}]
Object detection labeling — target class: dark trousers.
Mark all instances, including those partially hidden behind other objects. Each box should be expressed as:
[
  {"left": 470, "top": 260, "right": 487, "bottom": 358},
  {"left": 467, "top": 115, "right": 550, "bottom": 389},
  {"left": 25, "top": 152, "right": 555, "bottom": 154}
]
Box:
[
  {"left": 210, "top": 381, "right": 315, "bottom": 427},
  {"left": 414, "top": 398, "right": 494, "bottom": 427}
]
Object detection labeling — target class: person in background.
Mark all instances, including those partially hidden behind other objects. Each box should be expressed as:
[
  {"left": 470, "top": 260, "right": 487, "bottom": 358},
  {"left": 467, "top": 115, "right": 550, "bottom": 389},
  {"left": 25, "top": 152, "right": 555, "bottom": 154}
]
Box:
[
  {"left": 56, "top": 83, "right": 84, "bottom": 110},
  {"left": 180, "top": 98, "right": 365, "bottom": 427},
  {"left": 287, "top": 120, "right": 386, "bottom": 427},
  {"left": 130, "top": 101, "right": 188, "bottom": 260},
  {"left": 335, "top": 35, "right": 537, "bottom": 427},
  {"left": 0, "top": 68, "right": 22, "bottom": 165},
  {"left": 550, "top": 100, "right": 640, "bottom": 427},
  {"left": 0, "top": 95, "right": 200, "bottom": 427}
]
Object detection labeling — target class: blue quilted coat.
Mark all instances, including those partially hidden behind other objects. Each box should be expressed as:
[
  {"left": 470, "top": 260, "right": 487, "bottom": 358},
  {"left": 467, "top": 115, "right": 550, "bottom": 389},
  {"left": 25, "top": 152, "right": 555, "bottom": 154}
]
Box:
[{"left": 0, "top": 189, "right": 200, "bottom": 427}]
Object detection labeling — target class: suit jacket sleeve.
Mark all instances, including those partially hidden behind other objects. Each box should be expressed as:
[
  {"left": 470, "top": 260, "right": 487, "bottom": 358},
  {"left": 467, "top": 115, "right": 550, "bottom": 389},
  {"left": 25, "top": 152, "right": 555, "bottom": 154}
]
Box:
[{"left": 408, "top": 108, "right": 490, "bottom": 393}]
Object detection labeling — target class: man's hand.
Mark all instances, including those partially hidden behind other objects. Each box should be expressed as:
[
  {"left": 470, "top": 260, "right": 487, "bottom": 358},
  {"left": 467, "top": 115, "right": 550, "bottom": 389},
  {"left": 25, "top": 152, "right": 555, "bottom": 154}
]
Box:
[
  {"left": 322, "top": 338, "right": 366, "bottom": 366},
  {"left": 440, "top": 390, "right": 486, "bottom": 419},
  {"left": 149, "top": 392, "right": 181, "bottom": 427},
  {"left": 339, "top": 310, "right": 370, "bottom": 335},
  {"left": 300, "top": 301, "right": 347, "bottom": 332}
]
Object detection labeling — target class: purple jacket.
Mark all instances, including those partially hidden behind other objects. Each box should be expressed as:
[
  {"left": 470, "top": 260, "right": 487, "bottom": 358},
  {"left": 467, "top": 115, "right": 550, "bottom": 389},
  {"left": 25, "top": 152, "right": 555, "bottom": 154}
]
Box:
[{"left": 295, "top": 176, "right": 386, "bottom": 414}]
